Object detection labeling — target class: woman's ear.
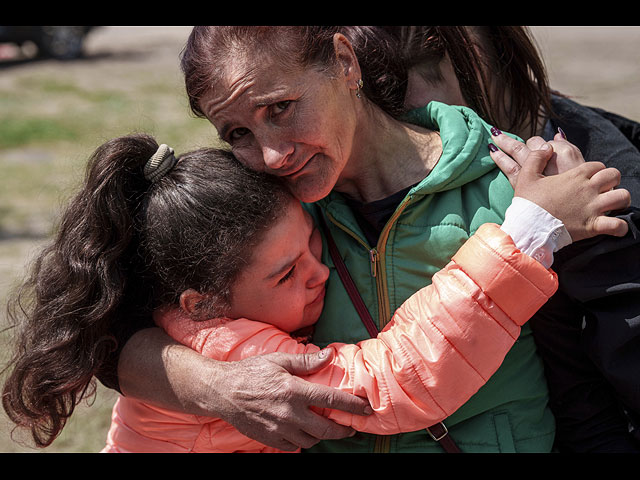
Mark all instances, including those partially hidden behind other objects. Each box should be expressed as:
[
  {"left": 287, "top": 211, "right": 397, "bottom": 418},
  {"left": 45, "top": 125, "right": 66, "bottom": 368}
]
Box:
[
  {"left": 179, "top": 289, "right": 205, "bottom": 316},
  {"left": 332, "top": 33, "right": 362, "bottom": 89}
]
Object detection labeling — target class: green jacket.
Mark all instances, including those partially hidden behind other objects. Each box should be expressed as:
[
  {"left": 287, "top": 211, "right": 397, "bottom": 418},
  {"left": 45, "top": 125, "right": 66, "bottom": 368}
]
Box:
[{"left": 305, "top": 102, "right": 555, "bottom": 453}]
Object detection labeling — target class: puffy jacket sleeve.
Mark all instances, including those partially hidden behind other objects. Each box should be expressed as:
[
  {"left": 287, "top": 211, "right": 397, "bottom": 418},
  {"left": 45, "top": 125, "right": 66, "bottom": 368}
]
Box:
[{"left": 156, "top": 223, "right": 558, "bottom": 435}]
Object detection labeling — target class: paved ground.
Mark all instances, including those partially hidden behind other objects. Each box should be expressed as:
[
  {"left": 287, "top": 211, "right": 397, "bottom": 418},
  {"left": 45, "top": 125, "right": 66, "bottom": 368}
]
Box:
[
  {"left": 530, "top": 26, "right": 640, "bottom": 120},
  {"left": 3, "top": 26, "right": 639, "bottom": 116}
]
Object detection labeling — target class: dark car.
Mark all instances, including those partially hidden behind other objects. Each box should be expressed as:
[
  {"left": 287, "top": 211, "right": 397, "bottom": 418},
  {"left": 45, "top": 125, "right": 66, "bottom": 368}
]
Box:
[{"left": 0, "top": 26, "right": 97, "bottom": 60}]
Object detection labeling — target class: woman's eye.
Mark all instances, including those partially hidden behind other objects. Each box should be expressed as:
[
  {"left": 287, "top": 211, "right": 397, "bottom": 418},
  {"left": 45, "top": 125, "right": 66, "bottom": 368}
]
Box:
[
  {"left": 272, "top": 101, "right": 291, "bottom": 116},
  {"left": 229, "top": 127, "right": 250, "bottom": 142},
  {"left": 278, "top": 265, "right": 296, "bottom": 285}
]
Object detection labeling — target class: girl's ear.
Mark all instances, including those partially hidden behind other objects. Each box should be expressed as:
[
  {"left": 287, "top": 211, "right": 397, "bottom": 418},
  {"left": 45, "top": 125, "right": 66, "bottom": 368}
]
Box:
[{"left": 179, "top": 289, "right": 205, "bottom": 315}]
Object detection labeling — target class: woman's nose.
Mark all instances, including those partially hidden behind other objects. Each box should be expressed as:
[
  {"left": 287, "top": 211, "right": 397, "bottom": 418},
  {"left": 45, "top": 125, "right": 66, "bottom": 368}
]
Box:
[
  {"left": 262, "top": 147, "right": 288, "bottom": 170},
  {"left": 259, "top": 135, "right": 294, "bottom": 171}
]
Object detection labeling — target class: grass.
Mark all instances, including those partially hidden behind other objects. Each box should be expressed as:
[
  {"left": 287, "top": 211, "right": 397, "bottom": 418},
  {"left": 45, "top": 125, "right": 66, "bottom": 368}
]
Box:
[{"left": 0, "top": 33, "right": 221, "bottom": 452}]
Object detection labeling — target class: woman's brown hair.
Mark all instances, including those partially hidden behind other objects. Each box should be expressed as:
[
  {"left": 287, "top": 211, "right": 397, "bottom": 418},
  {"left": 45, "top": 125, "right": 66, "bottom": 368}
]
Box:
[
  {"left": 180, "top": 26, "right": 408, "bottom": 120},
  {"left": 181, "top": 26, "right": 551, "bottom": 138}
]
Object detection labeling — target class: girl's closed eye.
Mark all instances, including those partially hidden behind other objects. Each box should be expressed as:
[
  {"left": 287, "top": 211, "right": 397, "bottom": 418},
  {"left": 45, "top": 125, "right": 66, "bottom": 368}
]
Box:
[{"left": 278, "top": 265, "right": 296, "bottom": 285}]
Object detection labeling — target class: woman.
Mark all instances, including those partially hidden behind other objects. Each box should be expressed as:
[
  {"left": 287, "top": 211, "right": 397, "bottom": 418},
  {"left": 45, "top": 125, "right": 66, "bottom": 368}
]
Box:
[
  {"left": 101, "top": 26, "right": 632, "bottom": 453},
  {"left": 381, "top": 25, "right": 640, "bottom": 452}
]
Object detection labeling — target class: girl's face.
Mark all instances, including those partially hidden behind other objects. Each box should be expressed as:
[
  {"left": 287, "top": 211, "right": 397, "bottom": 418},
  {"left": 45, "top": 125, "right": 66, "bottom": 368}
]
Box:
[
  {"left": 225, "top": 197, "right": 330, "bottom": 332},
  {"left": 199, "top": 42, "right": 361, "bottom": 203}
]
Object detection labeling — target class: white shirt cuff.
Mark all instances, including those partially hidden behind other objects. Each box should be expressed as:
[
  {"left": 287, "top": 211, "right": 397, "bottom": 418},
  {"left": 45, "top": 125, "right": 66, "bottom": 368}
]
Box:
[{"left": 500, "top": 197, "right": 573, "bottom": 269}]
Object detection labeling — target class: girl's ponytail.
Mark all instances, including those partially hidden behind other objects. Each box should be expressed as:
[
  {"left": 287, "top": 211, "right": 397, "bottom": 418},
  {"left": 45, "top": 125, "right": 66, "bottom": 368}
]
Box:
[
  {"left": 2, "top": 133, "right": 292, "bottom": 448},
  {"left": 2, "top": 134, "right": 158, "bottom": 447}
]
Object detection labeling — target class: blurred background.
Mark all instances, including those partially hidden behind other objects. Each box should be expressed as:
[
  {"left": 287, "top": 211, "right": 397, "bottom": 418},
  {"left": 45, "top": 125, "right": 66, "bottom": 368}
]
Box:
[{"left": 0, "top": 26, "right": 639, "bottom": 453}]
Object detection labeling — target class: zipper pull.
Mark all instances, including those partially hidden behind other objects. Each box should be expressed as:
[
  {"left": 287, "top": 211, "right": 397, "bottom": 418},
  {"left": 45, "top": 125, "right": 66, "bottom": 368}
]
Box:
[{"left": 369, "top": 248, "right": 378, "bottom": 278}]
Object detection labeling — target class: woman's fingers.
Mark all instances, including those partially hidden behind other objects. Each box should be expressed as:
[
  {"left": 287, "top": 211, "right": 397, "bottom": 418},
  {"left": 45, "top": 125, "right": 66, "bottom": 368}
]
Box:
[
  {"left": 489, "top": 133, "right": 553, "bottom": 188},
  {"left": 525, "top": 136, "right": 548, "bottom": 151},
  {"left": 490, "top": 128, "right": 533, "bottom": 168},
  {"left": 489, "top": 144, "right": 522, "bottom": 187},
  {"left": 488, "top": 125, "right": 631, "bottom": 242},
  {"left": 490, "top": 127, "right": 587, "bottom": 178}
]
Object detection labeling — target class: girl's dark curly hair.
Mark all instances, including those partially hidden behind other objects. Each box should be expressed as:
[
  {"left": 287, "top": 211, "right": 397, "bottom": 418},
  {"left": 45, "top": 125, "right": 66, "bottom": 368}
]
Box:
[{"left": 1, "top": 133, "right": 291, "bottom": 447}]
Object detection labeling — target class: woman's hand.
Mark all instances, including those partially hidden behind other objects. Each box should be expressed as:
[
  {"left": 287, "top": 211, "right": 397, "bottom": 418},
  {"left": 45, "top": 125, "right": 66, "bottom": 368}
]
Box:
[
  {"left": 490, "top": 128, "right": 584, "bottom": 178},
  {"left": 488, "top": 130, "right": 631, "bottom": 242},
  {"left": 119, "top": 329, "right": 371, "bottom": 451},
  {"left": 208, "top": 349, "right": 373, "bottom": 451}
]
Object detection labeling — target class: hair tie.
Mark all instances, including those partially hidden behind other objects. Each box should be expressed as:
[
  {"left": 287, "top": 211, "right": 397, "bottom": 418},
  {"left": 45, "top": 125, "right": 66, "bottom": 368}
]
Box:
[{"left": 144, "top": 144, "right": 177, "bottom": 183}]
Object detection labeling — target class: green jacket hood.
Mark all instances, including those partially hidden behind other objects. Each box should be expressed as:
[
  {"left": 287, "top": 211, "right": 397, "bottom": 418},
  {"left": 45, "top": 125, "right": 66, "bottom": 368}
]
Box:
[{"left": 402, "top": 101, "right": 502, "bottom": 195}]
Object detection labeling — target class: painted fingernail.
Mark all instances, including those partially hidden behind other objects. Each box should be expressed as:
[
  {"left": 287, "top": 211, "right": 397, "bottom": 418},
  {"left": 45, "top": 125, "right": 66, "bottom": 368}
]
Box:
[
  {"left": 491, "top": 127, "right": 502, "bottom": 136},
  {"left": 558, "top": 127, "right": 567, "bottom": 139},
  {"left": 488, "top": 143, "right": 499, "bottom": 152}
]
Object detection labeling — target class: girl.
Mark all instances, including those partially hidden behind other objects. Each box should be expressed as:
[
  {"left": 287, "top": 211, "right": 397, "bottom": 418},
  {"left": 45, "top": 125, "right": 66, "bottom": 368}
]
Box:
[{"left": 2, "top": 133, "right": 619, "bottom": 452}]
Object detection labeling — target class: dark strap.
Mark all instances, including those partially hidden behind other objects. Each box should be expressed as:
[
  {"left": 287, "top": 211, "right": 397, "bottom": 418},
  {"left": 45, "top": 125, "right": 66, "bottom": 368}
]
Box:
[
  {"left": 317, "top": 211, "right": 379, "bottom": 338},
  {"left": 426, "top": 422, "right": 462, "bottom": 454},
  {"left": 317, "top": 208, "right": 461, "bottom": 453}
]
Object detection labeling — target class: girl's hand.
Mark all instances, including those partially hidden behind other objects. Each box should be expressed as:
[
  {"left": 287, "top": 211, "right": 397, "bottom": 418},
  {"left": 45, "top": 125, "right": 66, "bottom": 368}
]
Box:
[{"left": 489, "top": 130, "right": 631, "bottom": 242}]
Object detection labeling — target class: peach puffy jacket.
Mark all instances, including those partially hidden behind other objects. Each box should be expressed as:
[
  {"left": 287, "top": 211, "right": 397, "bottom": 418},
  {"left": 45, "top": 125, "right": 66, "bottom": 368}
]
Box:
[{"left": 102, "top": 223, "right": 558, "bottom": 453}]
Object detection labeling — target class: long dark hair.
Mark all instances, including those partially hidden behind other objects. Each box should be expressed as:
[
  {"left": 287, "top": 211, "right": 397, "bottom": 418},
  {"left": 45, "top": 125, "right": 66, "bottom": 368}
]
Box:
[
  {"left": 1, "top": 133, "right": 291, "bottom": 447},
  {"left": 381, "top": 26, "right": 553, "bottom": 137}
]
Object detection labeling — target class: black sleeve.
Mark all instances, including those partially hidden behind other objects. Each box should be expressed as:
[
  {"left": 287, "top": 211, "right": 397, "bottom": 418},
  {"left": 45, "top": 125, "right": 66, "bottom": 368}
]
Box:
[
  {"left": 550, "top": 95, "right": 640, "bottom": 204},
  {"left": 531, "top": 291, "right": 639, "bottom": 452},
  {"left": 539, "top": 97, "right": 640, "bottom": 450},
  {"left": 588, "top": 107, "right": 640, "bottom": 152},
  {"left": 556, "top": 209, "right": 640, "bottom": 413},
  {"left": 531, "top": 208, "right": 640, "bottom": 452}
]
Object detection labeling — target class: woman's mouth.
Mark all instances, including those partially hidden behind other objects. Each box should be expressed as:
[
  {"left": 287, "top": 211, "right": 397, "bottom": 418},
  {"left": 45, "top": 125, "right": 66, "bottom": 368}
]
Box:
[{"left": 283, "top": 154, "right": 317, "bottom": 179}]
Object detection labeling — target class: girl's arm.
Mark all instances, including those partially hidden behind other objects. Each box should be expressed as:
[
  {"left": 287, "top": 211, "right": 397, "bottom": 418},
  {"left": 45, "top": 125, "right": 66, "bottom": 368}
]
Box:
[
  {"left": 157, "top": 136, "right": 630, "bottom": 437},
  {"left": 157, "top": 222, "right": 558, "bottom": 435}
]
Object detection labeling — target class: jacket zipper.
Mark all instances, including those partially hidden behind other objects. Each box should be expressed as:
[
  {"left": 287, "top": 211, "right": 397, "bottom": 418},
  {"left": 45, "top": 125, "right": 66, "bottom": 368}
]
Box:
[
  {"left": 370, "top": 196, "right": 412, "bottom": 331},
  {"left": 325, "top": 195, "right": 411, "bottom": 330},
  {"left": 326, "top": 195, "right": 413, "bottom": 453}
]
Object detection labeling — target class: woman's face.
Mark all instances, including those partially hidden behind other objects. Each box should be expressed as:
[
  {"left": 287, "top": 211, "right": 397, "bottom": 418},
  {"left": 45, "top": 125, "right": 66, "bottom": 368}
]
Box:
[
  {"left": 199, "top": 46, "right": 361, "bottom": 203},
  {"left": 225, "top": 197, "right": 330, "bottom": 332}
]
